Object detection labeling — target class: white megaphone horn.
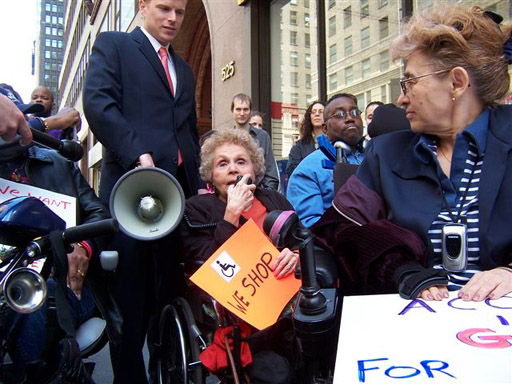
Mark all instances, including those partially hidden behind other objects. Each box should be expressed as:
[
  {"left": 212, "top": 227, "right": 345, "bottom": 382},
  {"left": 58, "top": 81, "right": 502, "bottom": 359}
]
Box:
[{"left": 109, "top": 167, "right": 185, "bottom": 241}]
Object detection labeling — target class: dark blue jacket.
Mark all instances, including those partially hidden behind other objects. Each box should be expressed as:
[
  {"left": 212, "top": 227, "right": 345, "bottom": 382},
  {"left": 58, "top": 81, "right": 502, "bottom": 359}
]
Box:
[{"left": 355, "top": 105, "right": 512, "bottom": 269}]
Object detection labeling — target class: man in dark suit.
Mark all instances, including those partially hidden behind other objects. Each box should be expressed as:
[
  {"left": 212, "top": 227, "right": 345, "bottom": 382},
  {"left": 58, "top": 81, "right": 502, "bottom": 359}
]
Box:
[{"left": 83, "top": 0, "right": 201, "bottom": 382}]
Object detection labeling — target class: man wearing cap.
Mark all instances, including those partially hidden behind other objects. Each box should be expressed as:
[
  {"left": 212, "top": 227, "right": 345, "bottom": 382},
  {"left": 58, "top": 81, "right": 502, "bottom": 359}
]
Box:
[{"left": 83, "top": 0, "right": 202, "bottom": 382}]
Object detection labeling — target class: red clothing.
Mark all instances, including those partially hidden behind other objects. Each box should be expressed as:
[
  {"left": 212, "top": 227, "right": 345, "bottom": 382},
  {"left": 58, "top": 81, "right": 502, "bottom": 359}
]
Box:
[{"left": 241, "top": 197, "right": 268, "bottom": 230}]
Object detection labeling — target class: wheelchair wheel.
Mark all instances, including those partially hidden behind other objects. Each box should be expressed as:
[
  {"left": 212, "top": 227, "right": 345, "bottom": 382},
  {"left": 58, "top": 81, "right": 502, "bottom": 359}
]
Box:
[{"left": 157, "top": 298, "right": 204, "bottom": 384}]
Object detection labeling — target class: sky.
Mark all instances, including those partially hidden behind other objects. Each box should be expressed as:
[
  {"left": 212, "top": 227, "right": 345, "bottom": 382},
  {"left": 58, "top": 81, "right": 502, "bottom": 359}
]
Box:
[{"left": 0, "top": 0, "right": 39, "bottom": 102}]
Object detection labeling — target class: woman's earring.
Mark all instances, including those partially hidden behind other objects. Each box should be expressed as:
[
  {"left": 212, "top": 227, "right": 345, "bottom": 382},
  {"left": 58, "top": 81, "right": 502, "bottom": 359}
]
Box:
[{"left": 452, "top": 97, "right": 456, "bottom": 102}]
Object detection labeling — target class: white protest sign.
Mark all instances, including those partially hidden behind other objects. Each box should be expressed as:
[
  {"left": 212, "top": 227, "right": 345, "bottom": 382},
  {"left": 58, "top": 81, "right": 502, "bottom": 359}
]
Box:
[
  {"left": 334, "top": 292, "right": 512, "bottom": 384},
  {"left": 0, "top": 179, "right": 76, "bottom": 227}
]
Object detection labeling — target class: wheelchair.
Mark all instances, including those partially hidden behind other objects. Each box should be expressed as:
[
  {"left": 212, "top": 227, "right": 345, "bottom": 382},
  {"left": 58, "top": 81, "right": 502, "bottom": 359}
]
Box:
[
  {"left": 155, "top": 210, "right": 342, "bottom": 384},
  {"left": 0, "top": 196, "right": 118, "bottom": 383}
]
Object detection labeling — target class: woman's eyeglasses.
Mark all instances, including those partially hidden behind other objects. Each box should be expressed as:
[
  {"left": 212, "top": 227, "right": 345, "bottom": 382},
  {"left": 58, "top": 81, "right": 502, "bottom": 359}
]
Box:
[
  {"left": 325, "top": 108, "right": 361, "bottom": 122},
  {"left": 399, "top": 69, "right": 451, "bottom": 96}
]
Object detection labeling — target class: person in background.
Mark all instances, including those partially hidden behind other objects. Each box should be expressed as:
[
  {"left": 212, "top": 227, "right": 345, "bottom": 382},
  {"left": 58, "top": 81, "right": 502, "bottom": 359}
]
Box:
[
  {"left": 248, "top": 110, "right": 264, "bottom": 129},
  {"left": 286, "top": 101, "right": 325, "bottom": 178},
  {"left": 363, "top": 101, "right": 384, "bottom": 142},
  {"left": 30, "top": 86, "right": 81, "bottom": 140},
  {"left": 287, "top": 94, "right": 364, "bottom": 227},
  {"left": 83, "top": 0, "right": 203, "bottom": 382},
  {"left": 231, "top": 93, "right": 279, "bottom": 190},
  {"left": 313, "top": 5, "right": 512, "bottom": 302},
  {"left": 1, "top": 84, "right": 81, "bottom": 142}
]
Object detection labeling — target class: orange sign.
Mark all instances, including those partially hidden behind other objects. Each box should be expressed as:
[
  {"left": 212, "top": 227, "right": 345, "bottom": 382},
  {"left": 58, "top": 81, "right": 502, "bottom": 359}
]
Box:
[{"left": 190, "top": 219, "right": 301, "bottom": 330}]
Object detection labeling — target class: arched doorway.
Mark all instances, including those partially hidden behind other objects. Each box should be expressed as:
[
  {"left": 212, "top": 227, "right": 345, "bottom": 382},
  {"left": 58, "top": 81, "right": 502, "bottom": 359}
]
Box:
[{"left": 174, "top": 1, "right": 212, "bottom": 138}]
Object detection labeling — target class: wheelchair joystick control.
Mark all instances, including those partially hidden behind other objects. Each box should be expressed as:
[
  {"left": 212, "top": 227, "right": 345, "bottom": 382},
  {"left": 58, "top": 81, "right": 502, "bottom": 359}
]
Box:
[{"left": 296, "top": 228, "right": 327, "bottom": 315}]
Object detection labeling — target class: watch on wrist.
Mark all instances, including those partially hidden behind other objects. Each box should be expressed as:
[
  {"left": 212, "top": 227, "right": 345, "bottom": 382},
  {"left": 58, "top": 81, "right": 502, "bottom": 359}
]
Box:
[{"left": 39, "top": 117, "right": 49, "bottom": 132}]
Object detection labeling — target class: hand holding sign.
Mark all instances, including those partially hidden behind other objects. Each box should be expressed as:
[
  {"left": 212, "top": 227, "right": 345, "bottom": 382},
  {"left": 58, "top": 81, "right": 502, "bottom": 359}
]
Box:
[{"left": 190, "top": 219, "right": 301, "bottom": 330}]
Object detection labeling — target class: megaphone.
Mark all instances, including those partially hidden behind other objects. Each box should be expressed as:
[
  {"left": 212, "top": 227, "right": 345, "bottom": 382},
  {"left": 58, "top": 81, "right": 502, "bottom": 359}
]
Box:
[
  {"left": 2, "top": 267, "right": 48, "bottom": 314},
  {"left": 109, "top": 167, "right": 185, "bottom": 241}
]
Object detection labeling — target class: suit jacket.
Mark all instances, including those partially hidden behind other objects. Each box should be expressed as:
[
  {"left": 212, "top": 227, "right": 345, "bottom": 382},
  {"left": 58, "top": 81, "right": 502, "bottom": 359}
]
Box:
[{"left": 84, "top": 27, "right": 202, "bottom": 205}]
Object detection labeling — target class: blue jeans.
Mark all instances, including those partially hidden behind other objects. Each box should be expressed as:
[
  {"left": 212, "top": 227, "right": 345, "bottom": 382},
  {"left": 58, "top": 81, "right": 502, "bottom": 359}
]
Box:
[{"left": 4, "top": 278, "right": 95, "bottom": 371}]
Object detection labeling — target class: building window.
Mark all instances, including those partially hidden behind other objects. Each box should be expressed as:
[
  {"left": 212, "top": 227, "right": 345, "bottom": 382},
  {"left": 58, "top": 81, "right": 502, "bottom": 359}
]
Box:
[
  {"left": 291, "top": 51, "right": 298, "bottom": 67},
  {"left": 45, "top": 3, "right": 51, "bottom": 11},
  {"left": 305, "top": 53, "right": 311, "bottom": 69},
  {"left": 379, "top": 0, "right": 388, "bottom": 7},
  {"left": 329, "top": 73, "right": 337, "bottom": 91},
  {"left": 380, "top": 50, "right": 389, "bottom": 72},
  {"left": 58, "top": 17, "right": 63, "bottom": 24},
  {"left": 329, "top": 44, "right": 337, "bottom": 64},
  {"left": 304, "top": 0, "right": 310, "bottom": 8},
  {"left": 290, "top": 11, "right": 297, "bottom": 25},
  {"left": 357, "top": 94, "right": 365, "bottom": 110},
  {"left": 361, "top": 27, "right": 370, "bottom": 48},
  {"left": 306, "top": 74, "right": 312, "bottom": 89},
  {"left": 291, "top": 93, "right": 299, "bottom": 105},
  {"left": 45, "top": 15, "right": 51, "bottom": 22},
  {"left": 290, "top": 31, "right": 298, "bottom": 46},
  {"left": 381, "top": 85, "right": 387, "bottom": 103},
  {"left": 45, "top": 26, "right": 51, "bottom": 35},
  {"left": 328, "top": 0, "right": 336, "bottom": 10},
  {"left": 290, "top": 0, "right": 297, "bottom": 4},
  {"left": 52, "top": 27, "right": 58, "bottom": 35},
  {"left": 304, "top": 13, "right": 310, "bottom": 27},
  {"left": 361, "top": 0, "right": 369, "bottom": 18},
  {"left": 344, "top": 6, "right": 351, "bottom": 28},
  {"left": 362, "top": 58, "right": 371, "bottom": 79},
  {"left": 329, "top": 16, "right": 336, "bottom": 37},
  {"left": 45, "top": 38, "right": 51, "bottom": 47},
  {"left": 291, "top": 72, "right": 298, "bottom": 87},
  {"left": 379, "top": 17, "right": 389, "bottom": 39},
  {"left": 52, "top": 4, "right": 57, "bottom": 12},
  {"left": 345, "top": 66, "right": 353, "bottom": 85},
  {"left": 45, "top": 50, "right": 50, "bottom": 58},
  {"left": 344, "top": 36, "right": 352, "bottom": 56},
  {"left": 305, "top": 33, "right": 310, "bottom": 48}
]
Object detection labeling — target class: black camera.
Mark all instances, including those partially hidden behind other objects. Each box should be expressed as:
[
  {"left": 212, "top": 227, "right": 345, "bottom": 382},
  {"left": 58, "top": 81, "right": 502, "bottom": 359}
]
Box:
[{"left": 442, "top": 223, "right": 468, "bottom": 272}]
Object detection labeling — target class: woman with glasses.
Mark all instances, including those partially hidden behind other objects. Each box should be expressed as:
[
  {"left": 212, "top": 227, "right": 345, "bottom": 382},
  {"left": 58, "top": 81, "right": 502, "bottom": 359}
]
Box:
[
  {"left": 285, "top": 100, "right": 325, "bottom": 178},
  {"left": 312, "top": 5, "right": 512, "bottom": 301},
  {"left": 287, "top": 93, "right": 364, "bottom": 228}
]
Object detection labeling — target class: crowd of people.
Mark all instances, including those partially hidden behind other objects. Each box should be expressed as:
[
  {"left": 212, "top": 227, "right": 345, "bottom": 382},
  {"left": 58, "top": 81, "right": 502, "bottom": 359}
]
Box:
[{"left": 1, "top": 2, "right": 512, "bottom": 383}]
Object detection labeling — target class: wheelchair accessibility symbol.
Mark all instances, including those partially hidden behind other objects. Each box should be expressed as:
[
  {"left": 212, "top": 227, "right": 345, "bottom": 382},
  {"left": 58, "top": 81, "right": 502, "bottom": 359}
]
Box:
[{"left": 211, "top": 250, "right": 241, "bottom": 283}]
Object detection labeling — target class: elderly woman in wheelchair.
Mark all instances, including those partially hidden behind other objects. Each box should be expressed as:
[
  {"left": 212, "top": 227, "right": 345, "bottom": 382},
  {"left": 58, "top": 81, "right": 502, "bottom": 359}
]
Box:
[{"left": 156, "top": 128, "right": 308, "bottom": 384}]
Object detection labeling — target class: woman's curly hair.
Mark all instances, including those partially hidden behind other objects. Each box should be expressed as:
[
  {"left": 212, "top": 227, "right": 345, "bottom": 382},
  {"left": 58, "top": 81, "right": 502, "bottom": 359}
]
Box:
[{"left": 391, "top": 5, "right": 512, "bottom": 107}]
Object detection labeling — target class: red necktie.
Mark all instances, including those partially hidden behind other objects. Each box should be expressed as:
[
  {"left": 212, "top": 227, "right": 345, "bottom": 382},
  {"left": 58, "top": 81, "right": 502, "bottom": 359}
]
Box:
[
  {"left": 158, "top": 47, "right": 175, "bottom": 96},
  {"left": 158, "top": 47, "right": 182, "bottom": 165}
]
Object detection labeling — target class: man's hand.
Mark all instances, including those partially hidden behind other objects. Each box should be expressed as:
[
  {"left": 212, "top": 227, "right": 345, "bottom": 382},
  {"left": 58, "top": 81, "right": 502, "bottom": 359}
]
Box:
[
  {"left": 138, "top": 153, "right": 155, "bottom": 167},
  {"left": 0, "top": 94, "right": 32, "bottom": 145},
  {"left": 67, "top": 244, "right": 90, "bottom": 300}
]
